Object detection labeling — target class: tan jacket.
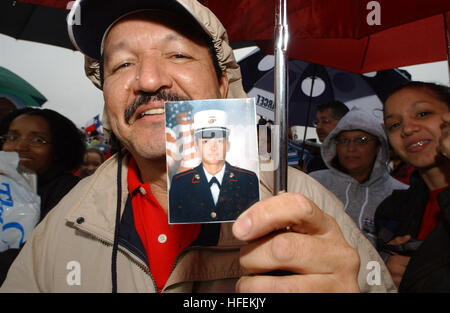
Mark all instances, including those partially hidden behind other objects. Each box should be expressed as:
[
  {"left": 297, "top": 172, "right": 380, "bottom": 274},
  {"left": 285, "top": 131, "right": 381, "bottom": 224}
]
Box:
[{"left": 1, "top": 153, "right": 395, "bottom": 292}]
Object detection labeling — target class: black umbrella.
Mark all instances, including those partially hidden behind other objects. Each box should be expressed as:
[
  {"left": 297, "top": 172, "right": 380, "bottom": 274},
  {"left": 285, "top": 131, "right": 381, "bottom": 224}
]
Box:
[
  {"left": 0, "top": 0, "right": 75, "bottom": 50},
  {"left": 239, "top": 49, "right": 411, "bottom": 127},
  {"left": 239, "top": 48, "right": 411, "bottom": 169}
]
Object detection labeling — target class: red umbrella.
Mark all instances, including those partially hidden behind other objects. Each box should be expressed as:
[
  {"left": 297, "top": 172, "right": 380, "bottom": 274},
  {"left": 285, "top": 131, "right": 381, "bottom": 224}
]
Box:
[
  {"left": 6, "top": 0, "right": 450, "bottom": 74},
  {"left": 200, "top": 0, "right": 450, "bottom": 74},
  {"left": 15, "top": 0, "right": 70, "bottom": 9},
  {"left": 199, "top": 0, "right": 450, "bottom": 193}
]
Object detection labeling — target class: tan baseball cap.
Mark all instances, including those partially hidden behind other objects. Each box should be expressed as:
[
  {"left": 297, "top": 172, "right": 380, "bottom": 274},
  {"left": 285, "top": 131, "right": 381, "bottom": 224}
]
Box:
[{"left": 68, "top": 0, "right": 246, "bottom": 99}]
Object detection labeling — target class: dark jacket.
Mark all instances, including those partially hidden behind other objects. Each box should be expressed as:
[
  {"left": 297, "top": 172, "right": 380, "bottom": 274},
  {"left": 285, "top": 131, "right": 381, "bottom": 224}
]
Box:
[
  {"left": 306, "top": 154, "right": 327, "bottom": 173},
  {"left": 375, "top": 172, "right": 450, "bottom": 292},
  {"left": 169, "top": 162, "right": 259, "bottom": 223},
  {"left": 38, "top": 172, "right": 80, "bottom": 221}
]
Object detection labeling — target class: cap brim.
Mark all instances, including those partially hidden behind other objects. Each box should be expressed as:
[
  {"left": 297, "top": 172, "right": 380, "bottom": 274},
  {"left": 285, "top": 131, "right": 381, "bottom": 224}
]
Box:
[
  {"left": 195, "top": 128, "right": 229, "bottom": 138},
  {"left": 68, "top": 0, "right": 209, "bottom": 60}
]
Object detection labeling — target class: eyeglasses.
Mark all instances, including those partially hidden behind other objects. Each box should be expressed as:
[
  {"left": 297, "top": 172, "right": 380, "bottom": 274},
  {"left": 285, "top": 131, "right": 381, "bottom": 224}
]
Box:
[
  {"left": 313, "top": 119, "right": 334, "bottom": 127},
  {"left": 0, "top": 134, "right": 52, "bottom": 147},
  {"left": 335, "top": 136, "right": 377, "bottom": 146}
]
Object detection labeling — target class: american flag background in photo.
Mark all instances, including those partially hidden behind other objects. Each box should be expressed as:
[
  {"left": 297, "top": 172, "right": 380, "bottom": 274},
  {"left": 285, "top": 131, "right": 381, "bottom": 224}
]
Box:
[{"left": 165, "top": 102, "right": 200, "bottom": 181}]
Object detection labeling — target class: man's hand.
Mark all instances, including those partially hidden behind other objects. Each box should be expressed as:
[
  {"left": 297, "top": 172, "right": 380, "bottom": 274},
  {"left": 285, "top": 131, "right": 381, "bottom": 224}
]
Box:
[
  {"left": 232, "top": 192, "right": 360, "bottom": 292},
  {"left": 385, "top": 235, "right": 412, "bottom": 288},
  {"left": 439, "top": 113, "right": 450, "bottom": 158}
]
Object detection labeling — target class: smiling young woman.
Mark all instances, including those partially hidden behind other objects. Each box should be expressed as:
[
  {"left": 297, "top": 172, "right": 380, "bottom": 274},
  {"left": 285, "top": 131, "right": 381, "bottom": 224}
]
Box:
[
  {"left": 1, "top": 108, "right": 86, "bottom": 216},
  {"left": 384, "top": 83, "right": 449, "bottom": 181},
  {"left": 0, "top": 107, "right": 85, "bottom": 285},
  {"left": 1, "top": 114, "right": 55, "bottom": 176},
  {"left": 375, "top": 81, "right": 450, "bottom": 292}
]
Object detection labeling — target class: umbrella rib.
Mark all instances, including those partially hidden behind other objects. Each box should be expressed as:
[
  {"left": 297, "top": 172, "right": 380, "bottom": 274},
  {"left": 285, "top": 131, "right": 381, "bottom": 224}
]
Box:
[
  {"left": 299, "top": 64, "right": 317, "bottom": 162},
  {"left": 355, "top": 0, "right": 361, "bottom": 39},
  {"left": 15, "top": 4, "right": 36, "bottom": 39},
  {"left": 443, "top": 12, "right": 450, "bottom": 81},
  {"left": 393, "top": 68, "right": 412, "bottom": 81},
  {"left": 359, "top": 37, "right": 371, "bottom": 73}
]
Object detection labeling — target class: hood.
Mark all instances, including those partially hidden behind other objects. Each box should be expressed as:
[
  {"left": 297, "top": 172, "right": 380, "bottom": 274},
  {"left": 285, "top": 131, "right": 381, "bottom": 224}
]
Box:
[
  {"left": 321, "top": 107, "right": 390, "bottom": 184},
  {"left": 77, "top": 0, "right": 247, "bottom": 139}
]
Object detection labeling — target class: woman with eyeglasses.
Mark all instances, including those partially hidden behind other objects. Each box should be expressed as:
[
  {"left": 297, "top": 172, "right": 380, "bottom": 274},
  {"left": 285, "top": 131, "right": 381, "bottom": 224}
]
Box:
[
  {"left": 375, "top": 81, "right": 450, "bottom": 292},
  {"left": 310, "top": 107, "right": 408, "bottom": 247},
  {"left": 0, "top": 107, "right": 85, "bottom": 285}
]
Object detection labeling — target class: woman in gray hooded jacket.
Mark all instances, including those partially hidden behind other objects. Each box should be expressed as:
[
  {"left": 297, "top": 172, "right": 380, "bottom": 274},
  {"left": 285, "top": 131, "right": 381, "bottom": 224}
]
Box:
[{"left": 310, "top": 108, "right": 408, "bottom": 246}]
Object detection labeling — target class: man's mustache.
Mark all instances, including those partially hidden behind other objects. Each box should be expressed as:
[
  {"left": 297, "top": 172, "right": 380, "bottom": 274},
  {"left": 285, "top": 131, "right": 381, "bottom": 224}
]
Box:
[{"left": 124, "top": 90, "right": 190, "bottom": 124}]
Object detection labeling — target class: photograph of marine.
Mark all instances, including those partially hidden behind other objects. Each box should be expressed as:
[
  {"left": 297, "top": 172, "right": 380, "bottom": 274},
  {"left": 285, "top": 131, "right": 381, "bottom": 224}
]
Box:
[{"left": 169, "top": 109, "right": 259, "bottom": 223}]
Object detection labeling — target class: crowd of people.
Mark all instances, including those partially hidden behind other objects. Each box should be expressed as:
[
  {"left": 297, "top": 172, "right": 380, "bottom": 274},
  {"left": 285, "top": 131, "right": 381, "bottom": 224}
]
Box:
[{"left": 0, "top": 0, "right": 448, "bottom": 293}]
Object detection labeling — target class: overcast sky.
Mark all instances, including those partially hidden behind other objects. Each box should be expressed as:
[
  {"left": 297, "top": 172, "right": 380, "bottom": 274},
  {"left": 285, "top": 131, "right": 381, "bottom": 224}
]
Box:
[
  {"left": 1, "top": 34, "right": 448, "bottom": 128},
  {"left": 1, "top": 34, "right": 104, "bottom": 128}
]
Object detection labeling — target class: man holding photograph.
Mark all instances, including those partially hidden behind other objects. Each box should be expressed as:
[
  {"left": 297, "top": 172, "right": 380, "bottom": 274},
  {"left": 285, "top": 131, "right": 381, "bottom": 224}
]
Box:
[
  {"left": 1, "top": 0, "right": 394, "bottom": 293},
  {"left": 169, "top": 109, "right": 259, "bottom": 223}
]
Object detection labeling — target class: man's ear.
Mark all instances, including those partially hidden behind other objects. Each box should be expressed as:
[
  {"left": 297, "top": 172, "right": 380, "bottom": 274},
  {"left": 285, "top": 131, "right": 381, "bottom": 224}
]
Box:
[{"left": 218, "top": 72, "right": 229, "bottom": 98}]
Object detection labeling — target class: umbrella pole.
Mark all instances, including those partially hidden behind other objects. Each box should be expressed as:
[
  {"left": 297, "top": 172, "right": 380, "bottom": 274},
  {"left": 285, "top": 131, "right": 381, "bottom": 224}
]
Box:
[{"left": 273, "top": 0, "right": 289, "bottom": 195}]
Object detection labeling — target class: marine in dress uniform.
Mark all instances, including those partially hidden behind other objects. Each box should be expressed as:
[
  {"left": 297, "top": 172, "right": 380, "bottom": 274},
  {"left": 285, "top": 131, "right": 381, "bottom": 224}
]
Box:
[{"left": 169, "top": 109, "right": 259, "bottom": 223}]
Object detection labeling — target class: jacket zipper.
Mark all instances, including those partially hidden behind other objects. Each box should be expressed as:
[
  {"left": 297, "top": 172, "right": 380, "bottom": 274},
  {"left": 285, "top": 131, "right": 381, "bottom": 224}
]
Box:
[
  {"left": 74, "top": 222, "right": 242, "bottom": 292},
  {"left": 73, "top": 223, "right": 159, "bottom": 292}
]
